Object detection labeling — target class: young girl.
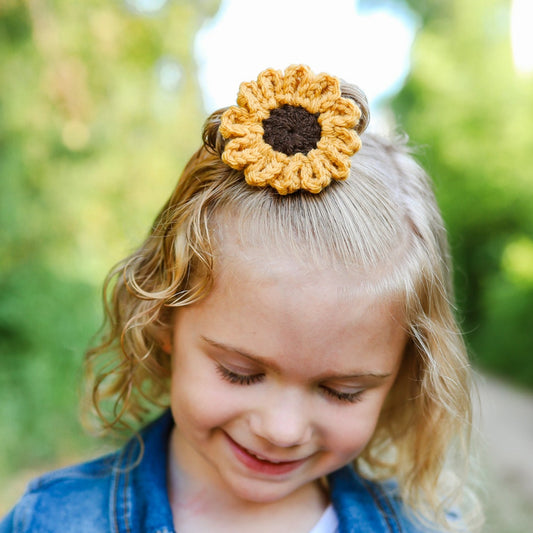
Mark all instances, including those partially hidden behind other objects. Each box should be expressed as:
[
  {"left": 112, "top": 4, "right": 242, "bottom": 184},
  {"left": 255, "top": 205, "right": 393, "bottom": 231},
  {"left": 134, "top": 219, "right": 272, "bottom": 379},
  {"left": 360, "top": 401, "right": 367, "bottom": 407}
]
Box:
[{"left": 1, "top": 65, "right": 481, "bottom": 532}]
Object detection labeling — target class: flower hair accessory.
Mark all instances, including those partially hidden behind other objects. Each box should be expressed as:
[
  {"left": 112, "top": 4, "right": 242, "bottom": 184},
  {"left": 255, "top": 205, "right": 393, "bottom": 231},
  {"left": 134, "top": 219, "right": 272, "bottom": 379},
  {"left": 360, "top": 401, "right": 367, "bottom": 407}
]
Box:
[{"left": 220, "top": 65, "right": 362, "bottom": 195}]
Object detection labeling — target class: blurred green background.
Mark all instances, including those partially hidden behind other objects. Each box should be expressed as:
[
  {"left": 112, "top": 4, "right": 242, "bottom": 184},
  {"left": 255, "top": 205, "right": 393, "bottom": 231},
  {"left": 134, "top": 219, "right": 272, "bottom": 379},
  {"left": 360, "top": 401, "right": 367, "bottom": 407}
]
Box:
[{"left": 1, "top": 0, "right": 532, "bottom": 526}]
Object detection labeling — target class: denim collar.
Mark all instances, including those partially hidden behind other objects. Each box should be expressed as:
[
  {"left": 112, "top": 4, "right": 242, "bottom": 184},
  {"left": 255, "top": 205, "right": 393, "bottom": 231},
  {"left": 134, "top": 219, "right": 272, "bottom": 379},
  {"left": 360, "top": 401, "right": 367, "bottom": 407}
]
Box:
[
  {"left": 111, "top": 410, "right": 175, "bottom": 533},
  {"left": 329, "top": 467, "right": 403, "bottom": 533}
]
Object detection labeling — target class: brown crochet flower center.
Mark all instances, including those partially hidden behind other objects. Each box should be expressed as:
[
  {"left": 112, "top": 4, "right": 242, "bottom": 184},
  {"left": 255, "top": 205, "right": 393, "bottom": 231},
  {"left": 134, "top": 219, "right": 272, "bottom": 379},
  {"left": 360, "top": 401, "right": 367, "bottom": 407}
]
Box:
[{"left": 262, "top": 104, "right": 322, "bottom": 156}]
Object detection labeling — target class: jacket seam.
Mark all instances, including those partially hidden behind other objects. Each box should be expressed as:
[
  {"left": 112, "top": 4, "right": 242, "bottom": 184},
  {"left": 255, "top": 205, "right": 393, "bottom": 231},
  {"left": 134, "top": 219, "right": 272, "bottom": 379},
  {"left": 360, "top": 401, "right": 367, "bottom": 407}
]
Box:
[
  {"left": 360, "top": 477, "right": 402, "bottom": 533},
  {"left": 123, "top": 442, "right": 134, "bottom": 533},
  {"left": 111, "top": 449, "right": 122, "bottom": 533},
  {"left": 111, "top": 441, "right": 135, "bottom": 533}
]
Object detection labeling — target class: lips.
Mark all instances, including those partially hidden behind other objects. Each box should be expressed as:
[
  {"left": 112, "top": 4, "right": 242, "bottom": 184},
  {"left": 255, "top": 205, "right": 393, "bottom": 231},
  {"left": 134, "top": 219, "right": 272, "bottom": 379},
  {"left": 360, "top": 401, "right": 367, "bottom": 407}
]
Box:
[{"left": 225, "top": 433, "right": 308, "bottom": 475}]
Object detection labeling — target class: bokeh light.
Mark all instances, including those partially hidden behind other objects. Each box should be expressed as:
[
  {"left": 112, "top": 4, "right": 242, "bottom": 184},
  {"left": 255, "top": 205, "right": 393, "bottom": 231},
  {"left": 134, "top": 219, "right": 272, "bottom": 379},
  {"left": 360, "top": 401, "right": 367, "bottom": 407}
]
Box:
[
  {"left": 155, "top": 56, "right": 182, "bottom": 92},
  {"left": 195, "top": 0, "right": 417, "bottom": 114},
  {"left": 124, "top": 0, "right": 168, "bottom": 16}
]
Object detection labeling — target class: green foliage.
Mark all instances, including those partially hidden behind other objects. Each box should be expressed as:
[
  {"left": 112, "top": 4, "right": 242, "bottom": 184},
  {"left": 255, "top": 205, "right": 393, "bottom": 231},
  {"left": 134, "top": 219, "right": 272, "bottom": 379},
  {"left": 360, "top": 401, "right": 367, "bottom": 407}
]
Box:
[
  {"left": 391, "top": 0, "right": 533, "bottom": 385},
  {"left": 2, "top": 0, "right": 532, "bottom": 511},
  {"left": 0, "top": 0, "right": 220, "bottom": 485},
  {"left": 0, "top": 264, "right": 100, "bottom": 472}
]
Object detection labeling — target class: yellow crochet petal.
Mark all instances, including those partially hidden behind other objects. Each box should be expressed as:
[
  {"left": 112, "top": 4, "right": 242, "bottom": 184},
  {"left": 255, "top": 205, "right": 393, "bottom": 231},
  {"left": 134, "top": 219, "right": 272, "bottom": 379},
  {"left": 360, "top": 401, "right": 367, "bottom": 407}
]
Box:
[
  {"left": 317, "top": 128, "right": 361, "bottom": 156},
  {"left": 256, "top": 68, "right": 284, "bottom": 110},
  {"left": 270, "top": 175, "right": 297, "bottom": 195},
  {"left": 222, "top": 133, "right": 264, "bottom": 169},
  {"left": 220, "top": 106, "right": 262, "bottom": 138},
  {"left": 268, "top": 154, "right": 306, "bottom": 194},
  {"left": 319, "top": 98, "right": 360, "bottom": 130},
  {"left": 244, "top": 149, "right": 286, "bottom": 187},
  {"left": 308, "top": 148, "right": 351, "bottom": 181},
  {"left": 281, "top": 65, "right": 313, "bottom": 107},
  {"left": 307, "top": 150, "right": 330, "bottom": 182},
  {"left": 236, "top": 81, "right": 271, "bottom": 119},
  {"left": 304, "top": 73, "right": 341, "bottom": 114},
  {"left": 291, "top": 154, "right": 326, "bottom": 194}
]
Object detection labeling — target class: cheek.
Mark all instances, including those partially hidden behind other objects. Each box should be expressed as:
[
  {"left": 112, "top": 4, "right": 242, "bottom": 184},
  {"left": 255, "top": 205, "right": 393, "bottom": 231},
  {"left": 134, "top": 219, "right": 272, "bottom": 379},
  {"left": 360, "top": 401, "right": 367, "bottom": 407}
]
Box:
[
  {"left": 328, "top": 415, "right": 377, "bottom": 457},
  {"left": 169, "top": 362, "right": 243, "bottom": 430},
  {"left": 323, "top": 398, "right": 387, "bottom": 458}
]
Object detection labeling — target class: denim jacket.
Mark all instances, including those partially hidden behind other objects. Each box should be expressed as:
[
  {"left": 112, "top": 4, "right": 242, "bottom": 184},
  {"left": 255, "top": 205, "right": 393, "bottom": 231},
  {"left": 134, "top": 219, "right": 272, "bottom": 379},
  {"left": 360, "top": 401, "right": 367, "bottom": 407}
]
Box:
[{"left": 1, "top": 411, "right": 442, "bottom": 533}]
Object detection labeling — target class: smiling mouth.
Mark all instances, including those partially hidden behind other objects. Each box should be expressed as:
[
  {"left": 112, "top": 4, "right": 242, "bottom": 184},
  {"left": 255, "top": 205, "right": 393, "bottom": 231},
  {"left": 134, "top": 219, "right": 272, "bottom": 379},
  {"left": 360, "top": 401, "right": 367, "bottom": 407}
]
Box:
[{"left": 224, "top": 434, "right": 308, "bottom": 475}]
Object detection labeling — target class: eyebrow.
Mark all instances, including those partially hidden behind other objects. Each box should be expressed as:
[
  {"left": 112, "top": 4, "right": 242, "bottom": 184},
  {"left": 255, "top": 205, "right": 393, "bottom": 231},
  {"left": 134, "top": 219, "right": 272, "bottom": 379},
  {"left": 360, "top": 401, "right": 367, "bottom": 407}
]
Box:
[{"left": 200, "top": 336, "right": 393, "bottom": 381}]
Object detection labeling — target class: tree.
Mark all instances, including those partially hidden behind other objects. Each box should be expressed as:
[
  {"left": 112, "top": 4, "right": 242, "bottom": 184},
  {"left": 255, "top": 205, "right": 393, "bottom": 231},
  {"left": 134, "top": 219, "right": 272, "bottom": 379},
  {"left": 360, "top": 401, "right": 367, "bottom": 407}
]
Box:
[
  {"left": 0, "top": 0, "right": 220, "bottom": 488},
  {"left": 390, "top": 0, "right": 533, "bottom": 385}
]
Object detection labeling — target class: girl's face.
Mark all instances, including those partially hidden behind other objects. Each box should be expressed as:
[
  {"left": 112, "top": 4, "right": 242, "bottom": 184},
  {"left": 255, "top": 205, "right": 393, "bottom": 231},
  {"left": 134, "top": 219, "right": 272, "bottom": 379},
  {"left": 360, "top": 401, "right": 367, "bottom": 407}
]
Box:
[{"left": 166, "top": 246, "right": 407, "bottom": 505}]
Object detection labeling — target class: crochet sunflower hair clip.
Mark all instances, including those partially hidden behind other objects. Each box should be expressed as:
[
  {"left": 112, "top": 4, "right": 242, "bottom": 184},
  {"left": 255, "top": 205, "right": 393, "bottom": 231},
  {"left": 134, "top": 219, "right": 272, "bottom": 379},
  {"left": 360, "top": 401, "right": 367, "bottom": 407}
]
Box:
[{"left": 220, "top": 65, "right": 366, "bottom": 195}]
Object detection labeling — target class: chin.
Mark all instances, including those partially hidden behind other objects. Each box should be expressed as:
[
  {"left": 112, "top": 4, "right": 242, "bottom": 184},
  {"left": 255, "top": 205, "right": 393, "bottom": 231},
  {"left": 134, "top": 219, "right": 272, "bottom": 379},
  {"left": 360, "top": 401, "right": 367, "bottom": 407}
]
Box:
[{"left": 225, "top": 478, "right": 300, "bottom": 505}]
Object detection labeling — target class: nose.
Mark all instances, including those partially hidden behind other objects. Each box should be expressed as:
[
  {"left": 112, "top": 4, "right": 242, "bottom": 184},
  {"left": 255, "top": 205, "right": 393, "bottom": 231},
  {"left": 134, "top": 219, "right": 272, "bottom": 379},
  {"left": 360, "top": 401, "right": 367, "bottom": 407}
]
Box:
[{"left": 250, "top": 387, "right": 313, "bottom": 448}]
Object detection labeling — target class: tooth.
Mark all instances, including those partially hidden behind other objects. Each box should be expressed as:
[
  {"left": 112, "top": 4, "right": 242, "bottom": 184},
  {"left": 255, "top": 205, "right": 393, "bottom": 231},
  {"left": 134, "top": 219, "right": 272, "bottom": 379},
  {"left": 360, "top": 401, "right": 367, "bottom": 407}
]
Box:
[{"left": 251, "top": 450, "right": 281, "bottom": 463}]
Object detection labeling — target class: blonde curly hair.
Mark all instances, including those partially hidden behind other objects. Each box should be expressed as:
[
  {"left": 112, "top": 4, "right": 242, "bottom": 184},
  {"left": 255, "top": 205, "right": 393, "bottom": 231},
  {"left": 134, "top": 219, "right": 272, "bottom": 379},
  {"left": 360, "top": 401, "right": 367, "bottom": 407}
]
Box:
[{"left": 84, "top": 80, "right": 480, "bottom": 530}]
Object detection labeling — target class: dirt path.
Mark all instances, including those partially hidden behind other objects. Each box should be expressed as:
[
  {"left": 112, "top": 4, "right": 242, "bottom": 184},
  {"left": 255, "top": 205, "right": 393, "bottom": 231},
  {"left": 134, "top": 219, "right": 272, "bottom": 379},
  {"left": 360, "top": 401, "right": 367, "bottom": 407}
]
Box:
[{"left": 475, "top": 373, "right": 533, "bottom": 532}]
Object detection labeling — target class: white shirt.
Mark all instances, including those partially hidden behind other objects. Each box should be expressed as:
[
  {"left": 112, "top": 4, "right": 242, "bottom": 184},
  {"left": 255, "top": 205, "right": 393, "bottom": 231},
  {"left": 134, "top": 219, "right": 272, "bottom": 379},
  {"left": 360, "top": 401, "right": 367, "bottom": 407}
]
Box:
[{"left": 308, "top": 504, "right": 339, "bottom": 533}]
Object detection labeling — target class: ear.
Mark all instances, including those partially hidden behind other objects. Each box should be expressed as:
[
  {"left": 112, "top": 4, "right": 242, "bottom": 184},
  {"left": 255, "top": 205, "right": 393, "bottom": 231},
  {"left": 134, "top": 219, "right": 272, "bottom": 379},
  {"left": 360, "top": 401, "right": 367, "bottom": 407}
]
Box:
[{"left": 153, "top": 327, "right": 173, "bottom": 354}]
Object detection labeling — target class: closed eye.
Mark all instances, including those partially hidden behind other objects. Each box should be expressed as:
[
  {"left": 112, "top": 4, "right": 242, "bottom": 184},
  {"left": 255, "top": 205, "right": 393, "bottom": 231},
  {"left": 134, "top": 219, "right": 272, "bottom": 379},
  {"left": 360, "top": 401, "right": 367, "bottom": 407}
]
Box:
[
  {"left": 216, "top": 362, "right": 364, "bottom": 403},
  {"left": 320, "top": 386, "right": 364, "bottom": 404},
  {"left": 216, "top": 364, "right": 265, "bottom": 386}
]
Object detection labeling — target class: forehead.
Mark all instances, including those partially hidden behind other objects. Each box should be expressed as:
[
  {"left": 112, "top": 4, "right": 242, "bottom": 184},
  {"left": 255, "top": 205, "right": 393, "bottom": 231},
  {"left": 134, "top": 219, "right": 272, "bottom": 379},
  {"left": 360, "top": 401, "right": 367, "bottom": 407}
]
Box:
[
  {"left": 208, "top": 200, "right": 414, "bottom": 296},
  {"left": 215, "top": 241, "right": 404, "bottom": 312},
  {"left": 212, "top": 221, "right": 408, "bottom": 303}
]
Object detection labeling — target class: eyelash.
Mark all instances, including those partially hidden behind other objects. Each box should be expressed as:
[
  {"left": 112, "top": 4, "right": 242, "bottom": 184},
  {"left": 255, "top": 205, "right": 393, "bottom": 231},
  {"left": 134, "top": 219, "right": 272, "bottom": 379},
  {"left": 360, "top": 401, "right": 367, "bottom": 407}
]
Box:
[
  {"left": 216, "top": 364, "right": 364, "bottom": 403},
  {"left": 216, "top": 364, "right": 265, "bottom": 385},
  {"left": 320, "top": 386, "right": 364, "bottom": 404}
]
